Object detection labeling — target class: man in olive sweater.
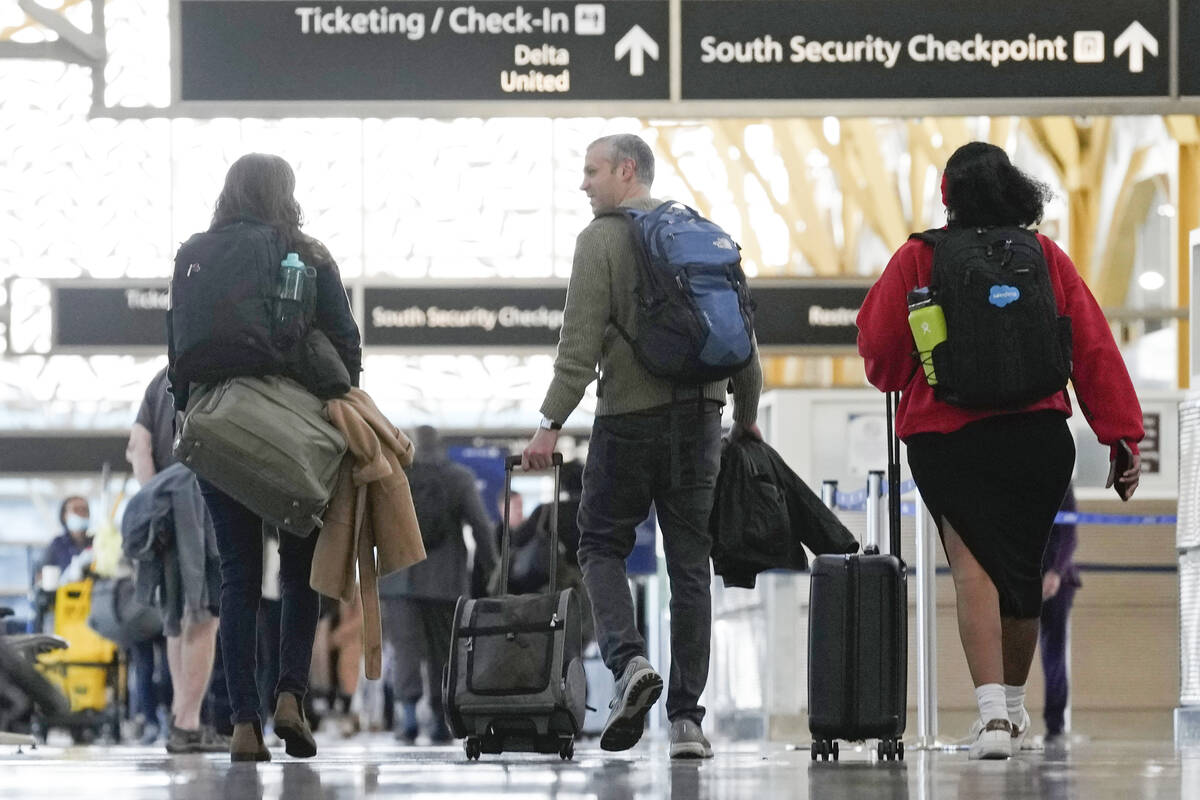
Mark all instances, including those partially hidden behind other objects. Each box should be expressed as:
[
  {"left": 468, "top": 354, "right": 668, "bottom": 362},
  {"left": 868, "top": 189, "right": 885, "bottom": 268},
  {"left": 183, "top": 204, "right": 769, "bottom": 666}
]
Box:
[{"left": 523, "top": 133, "right": 762, "bottom": 758}]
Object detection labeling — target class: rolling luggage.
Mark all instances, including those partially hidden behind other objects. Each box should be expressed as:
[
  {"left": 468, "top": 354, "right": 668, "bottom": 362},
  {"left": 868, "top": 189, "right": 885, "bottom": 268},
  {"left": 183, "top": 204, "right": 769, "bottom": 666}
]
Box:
[
  {"left": 442, "top": 454, "right": 587, "bottom": 761},
  {"left": 808, "top": 391, "right": 907, "bottom": 761}
]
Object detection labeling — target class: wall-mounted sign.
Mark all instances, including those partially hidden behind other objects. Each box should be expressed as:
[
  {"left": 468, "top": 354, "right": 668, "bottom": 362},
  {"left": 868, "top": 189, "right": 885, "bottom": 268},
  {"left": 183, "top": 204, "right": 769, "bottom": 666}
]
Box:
[
  {"left": 0, "top": 434, "right": 133, "bottom": 474},
  {"left": 53, "top": 284, "right": 169, "bottom": 350},
  {"left": 751, "top": 282, "right": 868, "bottom": 349},
  {"left": 363, "top": 285, "right": 569, "bottom": 347},
  {"left": 362, "top": 282, "right": 868, "bottom": 349},
  {"left": 47, "top": 281, "right": 868, "bottom": 352},
  {"left": 1182, "top": 1, "right": 1200, "bottom": 95},
  {"left": 681, "top": 0, "right": 1170, "bottom": 100},
  {"left": 178, "top": 0, "right": 669, "bottom": 101}
]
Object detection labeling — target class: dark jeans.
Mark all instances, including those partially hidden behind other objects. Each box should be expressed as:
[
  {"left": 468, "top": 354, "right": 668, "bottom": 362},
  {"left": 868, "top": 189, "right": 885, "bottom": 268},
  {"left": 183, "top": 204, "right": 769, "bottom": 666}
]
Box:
[
  {"left": 257, "top": 598, "right": 282, "bottom": 723},
  {"left": 130, "top": 637, "right": 168, "bottom": 721},
  {"left": 204, "top": 635, "right": 233, "bottom": 734},
  {"left": 199, "top": 480, "right": 321, "bottom": 725},
  {"left": 1040, "top": 582, "right": 1077, "bottom": 735},
  {"left": 577, "top": 403, "right": 723, "bottom": 725}
]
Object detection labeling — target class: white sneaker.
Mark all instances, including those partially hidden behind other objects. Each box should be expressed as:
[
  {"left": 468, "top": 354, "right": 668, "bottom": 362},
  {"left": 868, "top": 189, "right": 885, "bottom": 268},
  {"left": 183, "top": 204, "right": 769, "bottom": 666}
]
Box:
[
  {"left": 968, "top": 718, "right": 1013, "bottom": 760},
  {"left": 1010, "top": 707, "right": 1031, "bottom": 751}
]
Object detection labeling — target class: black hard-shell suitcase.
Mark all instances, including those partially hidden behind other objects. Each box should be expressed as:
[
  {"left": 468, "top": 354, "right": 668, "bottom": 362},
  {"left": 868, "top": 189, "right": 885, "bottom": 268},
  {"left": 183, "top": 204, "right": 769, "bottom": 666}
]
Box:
[
  {"left": 808, "top": 391, "right": 907, "bottom": 761},
  {"left": 442, "top": 454, "right": 587, "bottom": 761}
]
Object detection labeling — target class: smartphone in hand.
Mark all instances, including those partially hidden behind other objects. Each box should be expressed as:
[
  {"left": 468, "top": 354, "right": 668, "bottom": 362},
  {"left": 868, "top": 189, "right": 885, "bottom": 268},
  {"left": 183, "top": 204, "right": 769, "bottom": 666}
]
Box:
[{"left": 1107, "top": 440, "right": 1135, "bottom": 501}]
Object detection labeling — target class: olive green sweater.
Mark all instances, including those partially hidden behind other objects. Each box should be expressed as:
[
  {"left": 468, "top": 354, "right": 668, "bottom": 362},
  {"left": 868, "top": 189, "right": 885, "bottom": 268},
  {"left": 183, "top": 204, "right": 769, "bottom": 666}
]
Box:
[{"left": 540, "top": 197, "right": 762, "bottom": 425}]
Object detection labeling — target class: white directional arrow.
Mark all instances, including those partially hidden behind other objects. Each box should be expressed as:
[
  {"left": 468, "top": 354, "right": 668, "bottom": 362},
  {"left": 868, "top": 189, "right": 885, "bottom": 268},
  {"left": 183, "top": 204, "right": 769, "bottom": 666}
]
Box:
[
  {"left": 1114, "top": 20, "right": 1158, "bottom": 73},
  {"left": 614, "top": 25, "right": 659, "bottom": 77}
]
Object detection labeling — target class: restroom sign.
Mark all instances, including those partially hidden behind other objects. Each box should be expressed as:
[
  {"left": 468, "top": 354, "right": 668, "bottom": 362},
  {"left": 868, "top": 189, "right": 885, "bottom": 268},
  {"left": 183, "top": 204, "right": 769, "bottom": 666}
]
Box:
[
  {"left": 177, "top": 0, "right": 669, "bottom": 101},
  {"left": 681, "top": 0, "right": 1170, "bottom": 100}
]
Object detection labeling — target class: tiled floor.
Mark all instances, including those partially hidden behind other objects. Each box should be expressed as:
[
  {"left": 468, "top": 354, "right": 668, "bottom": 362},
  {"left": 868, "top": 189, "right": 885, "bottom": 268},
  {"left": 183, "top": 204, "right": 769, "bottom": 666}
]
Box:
[{"left": 0, "top": 736, "right": 1193, "bottom": 799}]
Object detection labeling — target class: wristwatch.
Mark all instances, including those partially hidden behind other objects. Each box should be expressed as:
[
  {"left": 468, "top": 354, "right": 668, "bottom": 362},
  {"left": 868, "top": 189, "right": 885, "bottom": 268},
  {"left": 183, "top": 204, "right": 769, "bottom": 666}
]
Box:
[{"left": 539, "top": 416, "right": 563, "bottom": 431}]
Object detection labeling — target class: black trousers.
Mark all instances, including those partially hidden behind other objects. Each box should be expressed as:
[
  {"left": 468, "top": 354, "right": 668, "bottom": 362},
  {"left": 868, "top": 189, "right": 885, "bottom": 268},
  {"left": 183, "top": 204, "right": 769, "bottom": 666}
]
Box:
[{"left": 200, "top": 480, "right": 320, "bottom": 725}]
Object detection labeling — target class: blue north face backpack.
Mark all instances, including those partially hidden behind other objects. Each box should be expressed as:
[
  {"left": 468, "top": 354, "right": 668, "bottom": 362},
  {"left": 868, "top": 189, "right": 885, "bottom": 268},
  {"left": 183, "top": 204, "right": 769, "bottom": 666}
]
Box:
[{"left": 606, "top": 201, "right": 755, "bottom": 384}]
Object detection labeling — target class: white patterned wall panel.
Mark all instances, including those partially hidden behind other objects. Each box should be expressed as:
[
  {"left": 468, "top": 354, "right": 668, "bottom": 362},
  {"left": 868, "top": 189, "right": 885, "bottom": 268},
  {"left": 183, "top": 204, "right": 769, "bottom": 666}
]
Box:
[
  {"left": 104, "top": 0, "right": 170, "bottom": 108},
  {"left": 363, "top": 118, "right": 557, "bottom": 279},
  {"left": 359, "top": 353, "right": 595, "bottom": 430},
  {"left": 0, "top": 354, "right": 163, "bottom": 430}
]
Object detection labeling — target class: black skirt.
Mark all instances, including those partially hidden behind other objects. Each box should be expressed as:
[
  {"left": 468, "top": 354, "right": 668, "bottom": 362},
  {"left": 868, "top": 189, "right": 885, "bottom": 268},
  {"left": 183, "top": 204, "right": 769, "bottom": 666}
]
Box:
[{"left": 906, "top": 411, "right": 1075, "bottom": 619}]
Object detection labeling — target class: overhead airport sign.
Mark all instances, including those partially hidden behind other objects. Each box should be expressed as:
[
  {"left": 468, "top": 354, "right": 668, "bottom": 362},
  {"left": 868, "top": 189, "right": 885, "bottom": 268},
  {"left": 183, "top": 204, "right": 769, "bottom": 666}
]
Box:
[
  {"left": 363, "top": 285, "right": 569, "bottom": 347},
  {"left": 1182, "top": 0, "right": 1200, "bottom": 95},
  {"left": 751, "top": 282, "right": 868, "bottom": 350},
  {"left": 177, "top": 0, "right": 669, "bottom": 101},
  {"left": 53, "top": 284, "right": 169, "bottom": 350},
  {"left": 41, "top": 280, "right": 865, "bottom": 353},
  {"left": 681, "top": 0, "right": 1170, "bottom": 100},
  {"left": 363, "top": 282, "right": 867, "bottom": 349}
]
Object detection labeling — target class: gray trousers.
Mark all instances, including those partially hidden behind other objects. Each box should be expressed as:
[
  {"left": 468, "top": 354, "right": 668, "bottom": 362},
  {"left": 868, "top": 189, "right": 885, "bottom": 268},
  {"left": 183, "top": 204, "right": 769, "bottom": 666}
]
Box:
[
  {"left": 576, "top": 404, "right": 723, "bottom": 725},
  {"left": 381, "top": 596, "right": 456, "bottom": 716}
]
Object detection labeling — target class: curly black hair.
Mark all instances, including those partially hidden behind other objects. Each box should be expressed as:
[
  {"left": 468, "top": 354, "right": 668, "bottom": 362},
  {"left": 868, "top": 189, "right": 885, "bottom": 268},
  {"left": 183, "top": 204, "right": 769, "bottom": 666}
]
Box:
[{"left": 943, "top": 142, "right": 1053, "bottom": 228}]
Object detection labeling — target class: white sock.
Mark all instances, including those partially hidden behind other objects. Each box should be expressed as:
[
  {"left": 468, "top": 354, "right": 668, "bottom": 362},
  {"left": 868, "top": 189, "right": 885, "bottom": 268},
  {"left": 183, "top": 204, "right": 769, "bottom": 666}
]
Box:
[
  {"left": 974, "top": 683, "right": 1008, "bottom": 725},
  {"left": 1004, "top": 684, "right": 1027, "bottom": 725}
]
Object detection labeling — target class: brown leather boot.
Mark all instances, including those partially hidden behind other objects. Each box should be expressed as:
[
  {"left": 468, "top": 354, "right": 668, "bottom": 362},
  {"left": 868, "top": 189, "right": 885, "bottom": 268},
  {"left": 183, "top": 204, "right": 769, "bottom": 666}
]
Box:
[
  {"left": 274, "top": 692, "right": 317, "bottom": 758},
  {"left": 230, "top": 721, "right": 270, "bottom": 762}
]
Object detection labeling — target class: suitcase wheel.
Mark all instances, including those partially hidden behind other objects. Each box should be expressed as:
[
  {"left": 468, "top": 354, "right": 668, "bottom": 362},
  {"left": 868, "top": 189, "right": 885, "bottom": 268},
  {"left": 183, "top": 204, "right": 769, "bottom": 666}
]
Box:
[
  {"left": 464, "top": 737, "right": 482, "bottom": 761},
  {"left": 810, "top": 738, "right": 838, "bottom": 761},
  {"left": 876, "top": 738, "right": 902, "bottom": 761},
  {"left": 558, "top": 737, "right": 574, "bottom": 761}
]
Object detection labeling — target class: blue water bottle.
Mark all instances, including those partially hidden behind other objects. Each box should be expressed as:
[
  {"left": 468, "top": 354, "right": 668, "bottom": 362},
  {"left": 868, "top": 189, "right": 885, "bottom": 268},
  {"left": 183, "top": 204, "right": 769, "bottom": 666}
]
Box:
[{"left": 277, "top": 252, "right": 311, "bottom": 328}]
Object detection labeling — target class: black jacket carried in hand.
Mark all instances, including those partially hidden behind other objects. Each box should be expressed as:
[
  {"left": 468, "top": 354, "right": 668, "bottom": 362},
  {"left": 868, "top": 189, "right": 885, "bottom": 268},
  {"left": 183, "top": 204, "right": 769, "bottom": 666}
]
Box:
[{"left": 710, "top": 436, "right": 858, "bottom": 589}]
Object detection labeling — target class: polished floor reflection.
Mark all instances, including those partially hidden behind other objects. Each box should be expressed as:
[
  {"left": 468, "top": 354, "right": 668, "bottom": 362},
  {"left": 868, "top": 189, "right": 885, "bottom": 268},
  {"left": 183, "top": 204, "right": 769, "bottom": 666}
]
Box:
[{"left": 0, "top": 736, "right": 1194, "bottom": 799}]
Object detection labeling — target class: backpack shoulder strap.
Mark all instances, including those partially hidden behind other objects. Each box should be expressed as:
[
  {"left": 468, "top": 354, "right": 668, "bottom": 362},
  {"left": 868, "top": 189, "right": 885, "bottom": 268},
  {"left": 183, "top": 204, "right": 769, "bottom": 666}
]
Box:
[
  {"left": 908, "top": 228, "right": 950, "bottom": 246},
  {"left": 594, "top": 209, "right": 659, "bottom": 347}
]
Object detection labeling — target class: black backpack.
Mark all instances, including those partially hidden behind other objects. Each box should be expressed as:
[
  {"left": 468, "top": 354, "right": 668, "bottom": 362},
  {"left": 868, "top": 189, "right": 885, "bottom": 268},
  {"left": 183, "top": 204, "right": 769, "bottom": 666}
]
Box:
[
  {"left": 910, "top": 226, "right": 1073, "bottom": 409},
  {"left": 407, "top": 461, "right": 457, "bottom": 551},
  {"left": 168, "top": 218, "right": 302, "bottom": 387},
  {"left": 605, "top": 202, "right": 756, "bottom": 384}
]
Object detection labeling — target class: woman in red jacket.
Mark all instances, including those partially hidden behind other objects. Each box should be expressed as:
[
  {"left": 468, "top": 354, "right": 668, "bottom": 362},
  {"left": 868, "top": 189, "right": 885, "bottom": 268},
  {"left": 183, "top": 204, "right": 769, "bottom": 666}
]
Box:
[{"left": 857, "top": 142, "right": 1143, "bottom": 760}]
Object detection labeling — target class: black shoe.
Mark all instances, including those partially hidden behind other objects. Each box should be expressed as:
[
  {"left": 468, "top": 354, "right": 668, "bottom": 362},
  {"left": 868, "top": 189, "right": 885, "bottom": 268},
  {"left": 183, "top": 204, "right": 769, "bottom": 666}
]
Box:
[
  {"left": 599, "top": 656, "right": 663, "bottom": 752},
  {"left": 430, "top": 722, "right": 453, "bottom": 745}
]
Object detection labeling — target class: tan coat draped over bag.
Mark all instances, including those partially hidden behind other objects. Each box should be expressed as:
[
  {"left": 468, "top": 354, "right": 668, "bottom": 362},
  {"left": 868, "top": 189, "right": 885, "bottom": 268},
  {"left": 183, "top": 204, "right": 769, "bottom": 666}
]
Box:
[{"left": 312, "top": 388, "right": 425, "bottom": 679}]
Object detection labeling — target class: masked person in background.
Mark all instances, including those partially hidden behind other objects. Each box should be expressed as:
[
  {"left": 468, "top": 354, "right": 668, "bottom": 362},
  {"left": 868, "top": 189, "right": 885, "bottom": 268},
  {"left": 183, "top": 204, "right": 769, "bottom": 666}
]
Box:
[{"left": 40, "top": 496, "right": 93, "bottom": 578}]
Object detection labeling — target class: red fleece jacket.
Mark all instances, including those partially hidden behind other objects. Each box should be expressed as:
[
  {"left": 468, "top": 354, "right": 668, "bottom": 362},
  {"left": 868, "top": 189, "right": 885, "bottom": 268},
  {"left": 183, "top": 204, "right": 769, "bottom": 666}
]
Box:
[{"left": 857, "top": 233, "right": 1144, "bottom": 457}]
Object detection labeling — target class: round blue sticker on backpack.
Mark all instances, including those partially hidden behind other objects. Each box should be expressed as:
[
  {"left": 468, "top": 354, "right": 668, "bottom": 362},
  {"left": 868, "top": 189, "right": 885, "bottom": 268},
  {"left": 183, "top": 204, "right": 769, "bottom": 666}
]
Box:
[{"left": 989, "top": 285, "right": 1020, "bottom": 307}]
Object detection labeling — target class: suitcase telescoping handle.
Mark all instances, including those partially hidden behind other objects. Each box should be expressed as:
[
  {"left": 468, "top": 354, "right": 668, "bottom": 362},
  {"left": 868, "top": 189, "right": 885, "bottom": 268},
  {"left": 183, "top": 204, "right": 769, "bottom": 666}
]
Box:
[
  {"left": 886, "top": 391, "right": 902, "bottom": 558},
  {"left": 500, "top": 454, "right": 563, "bottom": 595},
  {"left": 865, "top": 393, "right": 903, "bottom": 558}
]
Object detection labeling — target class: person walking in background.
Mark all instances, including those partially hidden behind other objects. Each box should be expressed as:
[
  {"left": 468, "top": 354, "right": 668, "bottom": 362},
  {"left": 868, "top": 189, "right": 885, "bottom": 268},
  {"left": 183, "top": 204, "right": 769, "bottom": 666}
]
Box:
[
  {"left": 1041, "top": 485, "right": 1080, "bottom": 745},
  {"left": 127, "top": 365, "right": 231, "bottom": 748},
  {"left": 857, "top": 141, "right": 1143, "bottom": 760},
  {"left": 380, "top": 425, "right": 497, "bottom": 744},
  {"left": 522, "top": 133, "right": 762, "bottom": 759},
  {"left": 121, "top": 463, "right": 224, "bottom": 754},
  {"left": 126, "top": 366, "right": 178, "bottom": 485},
  {"left": 171, "top": 152, "right": 362, "bottom": 761}
]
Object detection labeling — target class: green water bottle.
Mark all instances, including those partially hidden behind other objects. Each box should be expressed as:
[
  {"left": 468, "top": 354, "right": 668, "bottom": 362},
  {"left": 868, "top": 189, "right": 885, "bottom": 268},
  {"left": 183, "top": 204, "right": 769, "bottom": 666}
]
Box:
[{"left": 907, "top": 287, "right": 946, "bottom": 386}]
